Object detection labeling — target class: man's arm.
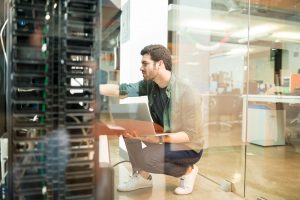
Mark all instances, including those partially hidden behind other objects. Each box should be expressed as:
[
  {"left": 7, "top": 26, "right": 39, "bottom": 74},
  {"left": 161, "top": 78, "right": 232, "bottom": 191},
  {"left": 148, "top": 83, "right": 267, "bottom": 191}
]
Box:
[
  {"left": 161, "top": 132, "right": 190, "bottom": 143},
  {"left": 99, "top": 84, "right": 127, "bottom": 98},
  {"left": 125, "top": 131, "right": 189, "bottom": 144}
]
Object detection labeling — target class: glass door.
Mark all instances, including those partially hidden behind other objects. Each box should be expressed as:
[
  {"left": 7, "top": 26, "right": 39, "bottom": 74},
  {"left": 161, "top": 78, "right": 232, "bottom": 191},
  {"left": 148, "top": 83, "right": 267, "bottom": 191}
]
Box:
[
  {"left": 168, "top": 0, "right": 249, "bottom": 197},
  {"left": 246, "top": 1, "right": 300, "bottom": 199}
]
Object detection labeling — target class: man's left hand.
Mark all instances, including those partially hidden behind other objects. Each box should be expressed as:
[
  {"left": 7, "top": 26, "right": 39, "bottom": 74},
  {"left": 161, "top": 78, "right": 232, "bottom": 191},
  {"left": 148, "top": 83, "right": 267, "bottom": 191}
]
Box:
[{"left": 123, "top": 131, "right": 160, "bottom": 144}]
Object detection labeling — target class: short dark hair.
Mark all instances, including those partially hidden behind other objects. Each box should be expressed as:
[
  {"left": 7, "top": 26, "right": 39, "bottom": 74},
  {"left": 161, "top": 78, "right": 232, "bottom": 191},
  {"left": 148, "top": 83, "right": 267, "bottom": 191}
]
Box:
[{"left": 140, "top": 44, "right": 172, "bottom": 71}]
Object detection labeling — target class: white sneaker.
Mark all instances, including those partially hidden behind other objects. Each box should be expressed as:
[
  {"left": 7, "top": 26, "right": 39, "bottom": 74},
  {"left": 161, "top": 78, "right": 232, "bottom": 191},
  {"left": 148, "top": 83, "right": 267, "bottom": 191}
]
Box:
[
  {"left": 117, "top": 173, "right": 153, "bottom": 192},
  {"left": 174, "top": 165, "right": 198, "bottom": 195}
]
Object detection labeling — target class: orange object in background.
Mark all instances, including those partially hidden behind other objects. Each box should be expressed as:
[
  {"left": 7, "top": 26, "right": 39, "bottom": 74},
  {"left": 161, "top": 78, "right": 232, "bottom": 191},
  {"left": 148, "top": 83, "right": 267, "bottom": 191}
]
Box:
[
  {"left": 238, "top": 0, "right": 300, "bottom": 11},
  {"left": 94, "top": 121, "right": 125, "bottom": 136},
  {"left": 94, "top": 120, "right": 164, "bottom": 137},
  {"left": 290, "top": 74, "right": 300, "bottom": 93}
]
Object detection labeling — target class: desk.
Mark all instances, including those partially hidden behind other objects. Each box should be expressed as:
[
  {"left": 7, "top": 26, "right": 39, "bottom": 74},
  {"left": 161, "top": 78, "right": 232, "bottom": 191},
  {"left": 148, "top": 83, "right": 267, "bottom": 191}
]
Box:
[
  {"left": 242, "top": 95, "right": 300, "bottom": 146},
  {"left": 243, "top": 95, "right": 300, "bottom": 104}
]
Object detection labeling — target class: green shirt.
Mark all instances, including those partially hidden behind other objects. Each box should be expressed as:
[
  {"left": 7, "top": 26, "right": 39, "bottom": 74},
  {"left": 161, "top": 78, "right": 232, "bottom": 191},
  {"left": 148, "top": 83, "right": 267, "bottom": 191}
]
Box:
[{"left": 119, "top": 74, "right": 203, "bottom": 151}]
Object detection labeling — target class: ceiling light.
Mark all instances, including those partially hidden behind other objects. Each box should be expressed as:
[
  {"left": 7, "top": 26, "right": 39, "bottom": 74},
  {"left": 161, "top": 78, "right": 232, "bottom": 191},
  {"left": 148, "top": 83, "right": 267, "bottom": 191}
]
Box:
[
  {"left": 226, "top": 47, "right": 250, "bottom": 56},
  {"left": 272, "top": 32, "right": 300, "bottom": 40},
  {"left": 232, "top": 24, "right": 278, "bottom": 38},
  {"left": 185, "top": 62, "right": 200, "bottom": 66},
  {"left": 184, "top": 20, "right": 232, "bottom": 31},
  {"left": 195, "top": 42, "right": 220, "bottom": 51}
]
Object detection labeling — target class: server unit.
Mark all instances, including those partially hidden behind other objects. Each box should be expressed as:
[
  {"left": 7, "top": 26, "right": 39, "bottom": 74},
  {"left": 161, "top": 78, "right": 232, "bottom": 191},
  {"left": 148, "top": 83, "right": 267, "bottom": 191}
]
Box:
[{"left": 5, "top": 0, "right": 99, "bottom": 199}]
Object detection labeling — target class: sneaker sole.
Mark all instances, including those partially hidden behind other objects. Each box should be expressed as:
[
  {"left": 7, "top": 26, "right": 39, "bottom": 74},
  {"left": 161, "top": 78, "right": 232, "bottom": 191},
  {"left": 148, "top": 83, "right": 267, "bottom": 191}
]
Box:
[{"left": 117, "top": 185, "right": 153, "bottom": 192}]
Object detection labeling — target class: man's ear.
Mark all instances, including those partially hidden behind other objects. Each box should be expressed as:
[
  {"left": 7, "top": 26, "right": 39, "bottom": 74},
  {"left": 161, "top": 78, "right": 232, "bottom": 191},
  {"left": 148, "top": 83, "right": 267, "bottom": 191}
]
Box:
[
  {"left": 159, "top": 60, "right": 166, "bottom": 70},
  {"left": 158, "top": 60, "right": 163, "bottom": 68},
  {"left": 154, "top": 61, "right": 161, "bottom": 70}
]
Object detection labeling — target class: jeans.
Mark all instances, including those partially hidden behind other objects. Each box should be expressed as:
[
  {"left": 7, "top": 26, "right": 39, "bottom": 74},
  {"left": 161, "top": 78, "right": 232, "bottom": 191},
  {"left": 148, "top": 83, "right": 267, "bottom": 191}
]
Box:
[{"left": 123, "top": 138, "right": 203, "bottom": 177}]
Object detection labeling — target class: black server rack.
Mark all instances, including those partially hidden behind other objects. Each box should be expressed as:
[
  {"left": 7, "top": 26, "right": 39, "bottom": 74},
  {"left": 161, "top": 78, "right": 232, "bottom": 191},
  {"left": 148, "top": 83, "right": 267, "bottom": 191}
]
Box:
[{"left": 5, "top": 0, "right": 99, "bottom": 199}]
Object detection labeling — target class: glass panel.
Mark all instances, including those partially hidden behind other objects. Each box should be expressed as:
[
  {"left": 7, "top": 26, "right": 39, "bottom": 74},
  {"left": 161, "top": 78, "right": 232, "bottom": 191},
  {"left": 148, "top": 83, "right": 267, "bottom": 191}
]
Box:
[
  {"left": 246, "top": 0, "right": 300, "bottom": 199},
  {"left": 169, "top": 0, "right": 248, "bottom": 197}
]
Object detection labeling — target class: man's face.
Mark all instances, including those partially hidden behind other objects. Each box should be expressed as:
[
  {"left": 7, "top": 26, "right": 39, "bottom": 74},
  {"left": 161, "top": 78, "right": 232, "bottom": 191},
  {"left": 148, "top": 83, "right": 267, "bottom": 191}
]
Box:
[{"left": 140, "top": 54, "right": 159, "bottom": 80}]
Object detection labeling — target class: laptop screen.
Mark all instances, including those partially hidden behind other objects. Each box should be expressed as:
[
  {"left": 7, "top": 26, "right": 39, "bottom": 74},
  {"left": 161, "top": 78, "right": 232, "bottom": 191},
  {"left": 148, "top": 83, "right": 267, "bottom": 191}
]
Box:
[
  {"left": 106, "top": 103, "right": 155, "bottom": 136},
  {"left": 107, "top": 103, "right": 165, "bottom": 136},
  {"left": 110, "top": 103, "right": 153, "bottom": 122}
]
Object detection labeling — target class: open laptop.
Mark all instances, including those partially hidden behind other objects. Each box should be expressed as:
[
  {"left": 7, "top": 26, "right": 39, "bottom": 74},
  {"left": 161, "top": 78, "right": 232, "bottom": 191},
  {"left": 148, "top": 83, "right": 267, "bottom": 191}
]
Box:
[
  {"left": 110, "top": 103, "right": 153, "bottom": 122},
  {"left": 107, "top": 103, "right": 165, "bottom": 137}
]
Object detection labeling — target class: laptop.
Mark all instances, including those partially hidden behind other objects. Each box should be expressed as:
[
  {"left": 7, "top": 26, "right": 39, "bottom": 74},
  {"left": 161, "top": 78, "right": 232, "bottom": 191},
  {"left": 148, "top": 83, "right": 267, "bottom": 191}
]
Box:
[
  {"left": 110, "top": 102, "right": 153, "bottom": 122},
  {"left": 107, "top": 103, "right": 165, "bottom": 137}
]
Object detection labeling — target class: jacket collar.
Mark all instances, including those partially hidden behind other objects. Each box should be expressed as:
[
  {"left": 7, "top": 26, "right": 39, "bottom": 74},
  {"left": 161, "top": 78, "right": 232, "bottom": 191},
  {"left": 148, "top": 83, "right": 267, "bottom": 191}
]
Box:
[{"left": 166, "top": 73, "right": 175, "bottom": 98}]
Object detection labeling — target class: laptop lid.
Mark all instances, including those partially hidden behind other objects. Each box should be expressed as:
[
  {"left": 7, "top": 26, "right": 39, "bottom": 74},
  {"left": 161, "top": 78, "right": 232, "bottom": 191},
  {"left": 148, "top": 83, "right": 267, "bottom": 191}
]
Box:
[
  {"left": 110, "top": 103, "right": 153, "bottom": 122},
  {"left": 108, "top": 103, "right": 157, "bottom": 136}
]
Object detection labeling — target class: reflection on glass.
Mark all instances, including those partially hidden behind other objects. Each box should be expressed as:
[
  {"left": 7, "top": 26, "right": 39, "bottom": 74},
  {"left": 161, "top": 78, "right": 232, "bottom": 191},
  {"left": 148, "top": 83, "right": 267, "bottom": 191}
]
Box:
[
  {"left": 169, "top": 0, "right": 247, "bottom": 197},
  {"left": 246, "top": 1, "right": 300, "bottom": 200}
]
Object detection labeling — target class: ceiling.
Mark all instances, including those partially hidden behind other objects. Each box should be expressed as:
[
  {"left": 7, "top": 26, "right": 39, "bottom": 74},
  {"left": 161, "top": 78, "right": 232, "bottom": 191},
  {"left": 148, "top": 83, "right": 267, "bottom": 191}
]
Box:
[
  {"left": 168, "top": 1, "right": 300, "bottom": 57},
  {"left": 101, "top": 0, "right": 300, "bottom": 55}
]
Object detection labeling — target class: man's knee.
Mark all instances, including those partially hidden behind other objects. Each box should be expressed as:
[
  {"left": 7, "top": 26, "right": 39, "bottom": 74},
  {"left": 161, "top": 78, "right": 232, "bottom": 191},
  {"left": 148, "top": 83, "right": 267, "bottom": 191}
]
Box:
[{"left": 140, "top": 150, "right": 163, "bottom": 169}]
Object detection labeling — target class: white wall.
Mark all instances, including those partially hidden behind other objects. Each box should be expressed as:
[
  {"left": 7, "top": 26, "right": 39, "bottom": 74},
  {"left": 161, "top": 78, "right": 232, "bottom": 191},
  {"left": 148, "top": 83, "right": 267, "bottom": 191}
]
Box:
[
  {"left": 120, "top": 0, "right": 168, "bottom": 84},
  {"left": 118, "top": 0, "right": 168, "bottom": 179},
  {"left": 282, "top": 42, "right": 300, "bottom": 76},
  {"left": 120, "top": 0, "right": 168, "bottom": 104}
]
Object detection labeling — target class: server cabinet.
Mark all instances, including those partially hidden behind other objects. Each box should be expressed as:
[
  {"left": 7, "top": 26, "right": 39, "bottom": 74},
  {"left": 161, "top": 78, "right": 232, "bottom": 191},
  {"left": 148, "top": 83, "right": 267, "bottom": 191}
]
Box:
[{"left": 5, "top": 0, "right": 100, "bottom": 199}]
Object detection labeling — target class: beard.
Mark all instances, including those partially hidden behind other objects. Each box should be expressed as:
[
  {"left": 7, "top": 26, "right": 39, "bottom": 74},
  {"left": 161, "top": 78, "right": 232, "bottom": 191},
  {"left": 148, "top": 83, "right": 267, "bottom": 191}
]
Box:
[{"left": 143, "top": 73, "right": 158, "bottom": 81}]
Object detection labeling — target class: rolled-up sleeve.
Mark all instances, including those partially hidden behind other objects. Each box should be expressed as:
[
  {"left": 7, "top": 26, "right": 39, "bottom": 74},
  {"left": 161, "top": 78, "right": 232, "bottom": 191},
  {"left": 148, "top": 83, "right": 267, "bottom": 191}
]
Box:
[{"left": 119, "top": 81, "right": 150, "bottom": 97}]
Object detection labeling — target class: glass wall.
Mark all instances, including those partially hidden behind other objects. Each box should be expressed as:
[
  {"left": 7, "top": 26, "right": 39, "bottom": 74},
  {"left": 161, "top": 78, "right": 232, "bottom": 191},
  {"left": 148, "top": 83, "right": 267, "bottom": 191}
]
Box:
[
  {"left": 99, "top": 0, "right": 300, "bottom": 199},
  {"left": 169, "top": 0, "right": 300, "bottom": 199},
  {"left": 169, "top": 0, "right": 248, "bottom": 197},
  {"left": 246, "top": 0, "right": 300, "bottom": 199}
]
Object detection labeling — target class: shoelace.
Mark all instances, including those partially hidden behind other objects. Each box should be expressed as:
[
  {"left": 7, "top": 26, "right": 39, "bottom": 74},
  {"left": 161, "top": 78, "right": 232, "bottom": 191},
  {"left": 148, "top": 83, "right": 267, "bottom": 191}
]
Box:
[
  {"left": 126, "top": 173, "right": 139, "bottom": 184},
  {"left": 179, "top": 177, "right": 185, "bottom": 188},
  {"left": 128, "top": 173, "right": 139, "bottom": 182},
  {"left": 127, "top": 173, "right": 152, "bottom": 184}
]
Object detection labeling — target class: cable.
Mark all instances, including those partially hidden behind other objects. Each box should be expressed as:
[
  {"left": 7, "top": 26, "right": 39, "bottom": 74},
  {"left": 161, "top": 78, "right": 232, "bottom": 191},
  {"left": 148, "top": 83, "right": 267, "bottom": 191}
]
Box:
[
  {"left": 112, "top": 160, "right": 130, "bottom": 167},
  {"left": 0, "top": 19, "right": 8, "bottom": 95},
  {"left": 0, "top": 19, "right": 8, "bottom": 65},
  {"left": 68, "top": 115, "right": 87, "bottom": 135}
]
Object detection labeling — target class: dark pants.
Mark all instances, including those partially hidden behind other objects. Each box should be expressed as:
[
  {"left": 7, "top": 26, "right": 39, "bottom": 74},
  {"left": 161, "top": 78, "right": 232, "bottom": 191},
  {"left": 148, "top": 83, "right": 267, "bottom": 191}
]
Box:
[{"left": 123, "top": 138, "right": 203, "bottom": 177}]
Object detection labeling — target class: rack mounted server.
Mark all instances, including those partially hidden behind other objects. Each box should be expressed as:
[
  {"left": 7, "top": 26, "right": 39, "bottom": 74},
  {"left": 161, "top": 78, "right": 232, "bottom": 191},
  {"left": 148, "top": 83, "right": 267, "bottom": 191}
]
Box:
[{"left": 4, "top": 0, "right": 100, "bottom": 199}]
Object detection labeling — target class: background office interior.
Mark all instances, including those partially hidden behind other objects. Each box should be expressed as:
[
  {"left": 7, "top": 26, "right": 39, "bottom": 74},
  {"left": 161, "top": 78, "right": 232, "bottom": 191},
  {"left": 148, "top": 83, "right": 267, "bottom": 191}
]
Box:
[{"left": 0, "top": 0, "right": 300, "bottom": 199}]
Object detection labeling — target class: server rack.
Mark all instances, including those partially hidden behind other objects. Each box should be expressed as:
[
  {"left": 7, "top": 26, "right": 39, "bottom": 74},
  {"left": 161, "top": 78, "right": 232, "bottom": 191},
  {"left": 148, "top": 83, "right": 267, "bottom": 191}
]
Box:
[{"left": 5, "top": 0, "right": 99, "bottom": 199}]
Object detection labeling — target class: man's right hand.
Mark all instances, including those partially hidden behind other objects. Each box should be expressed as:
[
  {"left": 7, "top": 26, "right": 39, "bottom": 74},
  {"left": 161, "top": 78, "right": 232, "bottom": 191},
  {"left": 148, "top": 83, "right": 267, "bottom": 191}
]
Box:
[
  {"left": 99, "top": 84, "right": 120, "bottom": 97},
  {"left": 99, "top": 84, "right": 128, "bottom": 98}
]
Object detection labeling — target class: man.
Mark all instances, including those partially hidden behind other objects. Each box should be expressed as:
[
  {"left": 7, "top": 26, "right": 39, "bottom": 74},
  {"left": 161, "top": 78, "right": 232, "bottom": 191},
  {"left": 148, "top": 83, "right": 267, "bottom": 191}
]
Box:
[{"left": 100, "top": 44, "right": 203, "bottom": 195}]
